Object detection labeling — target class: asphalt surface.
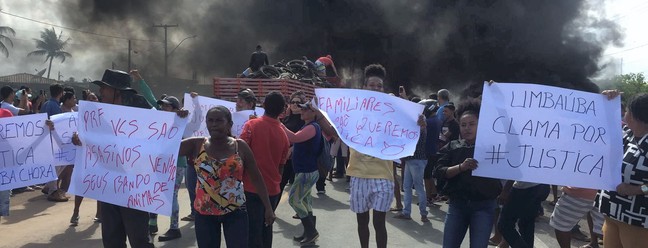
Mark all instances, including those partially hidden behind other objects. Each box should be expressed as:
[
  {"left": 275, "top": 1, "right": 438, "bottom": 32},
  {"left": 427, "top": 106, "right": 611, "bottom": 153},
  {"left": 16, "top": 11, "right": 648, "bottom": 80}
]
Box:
[{"left": 0, "top": 177, "right": 595, "bottom": 248}]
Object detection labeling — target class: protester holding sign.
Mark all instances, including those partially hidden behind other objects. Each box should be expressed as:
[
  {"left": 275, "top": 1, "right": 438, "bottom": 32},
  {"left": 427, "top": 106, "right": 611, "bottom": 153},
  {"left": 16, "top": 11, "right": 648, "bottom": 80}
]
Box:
[
  {"left": 596, "top": 91, "right": 648, "bottom": 248},
  {"left": 57, "top": 90, "right": 76, "bottom": 210},
  {"left": 70, "top": 91, "right": 101, "bottom": 225},
  {"left": 72, "top": 69, "right": 157, "bottom": 248},
  {"left": 282, "top": 100, "right": 322, "bottom": 245},
  {"left": 40, "top": 83, "right": 68, "bottom": 202},
  {"left": 344, "top": 64, "right": 397, "bottom": 248},
  {"left": 433, "top": 99, "right": 503, "bottom": 248},
  {"left": 148, "top": 96, "right": 187, "bottom": 242},
  {"left": 178, "top": 106, "right": 275, "bottom": 248}
]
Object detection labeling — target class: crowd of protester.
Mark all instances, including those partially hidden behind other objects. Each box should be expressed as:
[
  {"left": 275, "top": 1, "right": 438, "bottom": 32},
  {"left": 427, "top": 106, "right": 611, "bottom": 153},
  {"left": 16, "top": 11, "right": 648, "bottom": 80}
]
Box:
[{"left": 0, "top": 61, "right": 646, "bottom": 248}]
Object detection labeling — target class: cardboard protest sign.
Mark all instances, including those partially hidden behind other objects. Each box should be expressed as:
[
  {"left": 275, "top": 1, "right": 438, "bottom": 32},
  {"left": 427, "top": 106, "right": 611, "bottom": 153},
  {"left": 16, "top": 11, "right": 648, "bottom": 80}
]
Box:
[
  {"left": 474, "top": 82, "right": 623, "bottom": 190},
  {"left": 0, "top": 113, "right": 56, "bottom": 190},
  {"left": 50, "top": 112, "right": 78, "bottom": 166},
  {"left": 182, "top": 93, "right": 264, "bottom": 138},
  {"left": 68, "top": 101, "right": 188, "bottom": 215},
  {"left": 315, "top": 88, "right": 425, "bottom": 160}
]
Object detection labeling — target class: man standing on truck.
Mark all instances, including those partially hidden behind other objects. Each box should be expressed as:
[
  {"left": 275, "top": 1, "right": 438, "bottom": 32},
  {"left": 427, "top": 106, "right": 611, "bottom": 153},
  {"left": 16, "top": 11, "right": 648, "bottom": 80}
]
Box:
[
  {"left": 249, "top": 45, "right": 269, "bottom": 72},
  {"left": 315, "top": 55, "right": 338, "bottom": 78}
]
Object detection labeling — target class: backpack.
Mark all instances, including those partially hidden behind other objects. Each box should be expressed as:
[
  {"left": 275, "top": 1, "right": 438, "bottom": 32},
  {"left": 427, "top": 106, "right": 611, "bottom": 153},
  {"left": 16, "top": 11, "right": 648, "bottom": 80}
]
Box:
[{"left": 317, "top": 134, "right": 334, "bottom": 176}]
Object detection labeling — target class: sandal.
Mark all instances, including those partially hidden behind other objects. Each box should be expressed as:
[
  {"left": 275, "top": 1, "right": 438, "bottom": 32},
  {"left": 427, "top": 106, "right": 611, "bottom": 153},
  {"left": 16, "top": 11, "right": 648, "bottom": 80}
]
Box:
[
  {"left": 181, "top": 215, "right": 195, "bottom": 221},
  {"left": 578, "top": 245, "right": 598, "bottom": 248},
  {"left": 389, "top": 207, "right": 403, "bottom": 212},
  {"left": 393, "top": 213, "right": 412, "bottom": 220}
]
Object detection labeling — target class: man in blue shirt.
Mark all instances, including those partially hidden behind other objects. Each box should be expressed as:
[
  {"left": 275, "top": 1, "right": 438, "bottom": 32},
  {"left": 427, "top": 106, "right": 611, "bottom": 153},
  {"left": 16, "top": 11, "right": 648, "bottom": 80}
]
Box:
[
  {"left": 436, "top": 89, "right": 450, "bottom": 124},
  {"left": 40, "top": 83, "right": 67, "bottom": 202}
]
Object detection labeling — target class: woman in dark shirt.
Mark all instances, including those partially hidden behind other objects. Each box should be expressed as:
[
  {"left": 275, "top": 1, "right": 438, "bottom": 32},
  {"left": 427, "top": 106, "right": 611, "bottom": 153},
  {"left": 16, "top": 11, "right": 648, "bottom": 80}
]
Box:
[
  {"left": 434, "top": 99, "right": 502, "bottom": 248},
  {"left": 279, "top": 91, "right": 306, "bottom": 201},
  {"left": 282, "top": 100, "right": 321, "bottom": 245},
  {"left": 597, "top": 92, "right": 648, "bottom": 248}
]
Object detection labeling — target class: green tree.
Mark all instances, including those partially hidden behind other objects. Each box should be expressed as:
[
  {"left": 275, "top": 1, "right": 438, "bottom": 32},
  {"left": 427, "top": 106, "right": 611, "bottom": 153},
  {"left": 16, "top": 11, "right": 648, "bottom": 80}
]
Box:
[
  {"left": 0, "top": 26, "right": 15, "bottom": 57},
  {"left": 27, "top": 27, "right": 72, "bottom": 79},
  {"left": 612, "top": 73, "right": 648, "bottom": 105}
]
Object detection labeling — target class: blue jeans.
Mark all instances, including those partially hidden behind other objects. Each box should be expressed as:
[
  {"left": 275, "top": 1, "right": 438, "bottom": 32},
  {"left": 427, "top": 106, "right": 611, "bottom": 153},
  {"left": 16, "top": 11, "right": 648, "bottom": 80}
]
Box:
[
  {"left": 443, "top": 198, "right": 497, "bottom": 248},
  {"left": 195, "top": 208, "right": 248, "bottom": 248},
  {"left": 403, "top": 159, "right": 427, "bottom": 217},
  {"left": 497, "top": 184, "right": 550, "bottom": 248},
  {"left": 186, "top": 165, "right": 197, "bottom": 217}
]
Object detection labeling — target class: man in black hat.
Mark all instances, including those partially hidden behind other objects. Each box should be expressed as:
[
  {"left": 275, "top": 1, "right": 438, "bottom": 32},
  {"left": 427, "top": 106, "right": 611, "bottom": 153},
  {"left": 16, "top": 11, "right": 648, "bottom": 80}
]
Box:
[
  {"left": 75, "top": 69, "right": 154, "bottom": 248},
  {"left": 236, "top": 88, "right": 257, "bottom": 113}
]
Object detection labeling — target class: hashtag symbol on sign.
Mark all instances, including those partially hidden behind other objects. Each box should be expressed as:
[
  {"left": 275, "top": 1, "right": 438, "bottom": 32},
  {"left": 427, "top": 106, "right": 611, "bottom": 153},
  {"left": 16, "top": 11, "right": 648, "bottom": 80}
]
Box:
[
  {"left": 485, "top": 144, "right": 508, "bottom": 164},
  {"left": 55, "top": 149, "right": 66, "bottom": 161}
]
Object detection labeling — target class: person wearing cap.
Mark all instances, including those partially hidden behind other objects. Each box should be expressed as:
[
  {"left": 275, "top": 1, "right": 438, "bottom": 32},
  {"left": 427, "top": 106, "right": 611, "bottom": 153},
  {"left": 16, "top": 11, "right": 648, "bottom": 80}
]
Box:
[
  {"left": 40, "top": 83, "right": 69, "bottom": 202},
  {"left": 0, "top": 86, "right": 30, "bottom": 115},
  {"left": 281, "top": 99, "right": 323, "bottom": 245},
  {"left": 72, "top": 69, "right": 157, "bottom": 248},
  {"left": 236, "top": 88, "right": 257, "bottom": 113},
  {"left": 239, "top": 91, "right": 290, "bottom": 248},
  {"left": 249, "top": 45, "right": 269, "bottom": 72},
  {"left": 147, "top": 95, "right": 188, "bottom": 242},
  {"left": 315, "top": 55, "right": 338, "bottom": 78}
]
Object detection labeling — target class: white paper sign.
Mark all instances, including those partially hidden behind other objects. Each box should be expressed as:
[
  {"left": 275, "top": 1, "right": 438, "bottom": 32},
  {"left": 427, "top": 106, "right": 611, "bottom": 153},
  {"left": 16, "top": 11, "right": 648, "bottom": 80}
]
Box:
[
  {"left": 0, "top": 113, "right": 57, "bottom": 190},
  {"left": 51, "top": 112, "right": 78, "bottom": 166},
  {"left": 315, "top": 88, "right": 425, "bottom": 160},
  {"left": 474, "top": 82, "right": 623, "bottom": 190},
  {"left": 68, "top": 101, "right": 188, "bottom": 215},
  {"left": 182, "top": 93, "right": 264, "bottom": 138}
]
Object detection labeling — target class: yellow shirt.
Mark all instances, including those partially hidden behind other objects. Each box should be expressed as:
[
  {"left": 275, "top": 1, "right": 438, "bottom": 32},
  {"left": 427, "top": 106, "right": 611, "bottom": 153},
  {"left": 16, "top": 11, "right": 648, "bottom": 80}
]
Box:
[{"left": 346, "top": 148, "right": 393, "bottom": 180}]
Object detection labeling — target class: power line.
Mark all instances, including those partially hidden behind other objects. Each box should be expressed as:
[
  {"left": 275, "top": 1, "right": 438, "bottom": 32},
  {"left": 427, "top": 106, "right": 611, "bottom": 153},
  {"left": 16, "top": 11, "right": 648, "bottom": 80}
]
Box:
[
  {"left": 604, "top": 42, "right": 648, "bottom": 56},
  {"left": 0, "top": 10, "right": 161, "bottom": 43}
]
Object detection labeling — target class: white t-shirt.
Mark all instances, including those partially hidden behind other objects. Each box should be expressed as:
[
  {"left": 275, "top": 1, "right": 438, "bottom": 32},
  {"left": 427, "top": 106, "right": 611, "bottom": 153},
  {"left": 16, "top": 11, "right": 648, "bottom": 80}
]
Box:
[{"left": 1, "top": 101, "right": 20, "bottom": 115}]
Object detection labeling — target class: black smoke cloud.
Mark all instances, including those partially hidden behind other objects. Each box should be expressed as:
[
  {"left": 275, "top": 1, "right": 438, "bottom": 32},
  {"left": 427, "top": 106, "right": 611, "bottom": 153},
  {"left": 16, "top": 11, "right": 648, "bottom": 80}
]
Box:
[{"left": 60, "top": 0, "right": 622, "bottom": 96}]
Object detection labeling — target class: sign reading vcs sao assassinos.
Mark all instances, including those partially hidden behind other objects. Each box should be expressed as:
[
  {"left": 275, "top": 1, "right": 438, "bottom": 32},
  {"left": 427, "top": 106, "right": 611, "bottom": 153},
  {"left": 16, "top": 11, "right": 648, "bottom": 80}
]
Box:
[
  {"left": 68, "top": 101, "right": 187, "bottom": 215},
  {"left": 473, "top": 82, "right": 623, "bottom": 190},
  {"left": 315, "top": 88, "right": 424, "bottom": 160}
]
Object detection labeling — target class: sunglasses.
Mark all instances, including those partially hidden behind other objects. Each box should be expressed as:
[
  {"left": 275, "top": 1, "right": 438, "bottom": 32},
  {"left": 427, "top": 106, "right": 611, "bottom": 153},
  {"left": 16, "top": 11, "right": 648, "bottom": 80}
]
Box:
[{"left": 290, "top": 101, "right": 303, "bottom": 104}]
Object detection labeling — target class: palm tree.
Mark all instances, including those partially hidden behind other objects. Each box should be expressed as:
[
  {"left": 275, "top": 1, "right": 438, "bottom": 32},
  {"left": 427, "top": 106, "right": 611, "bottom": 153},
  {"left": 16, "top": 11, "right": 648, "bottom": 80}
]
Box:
[
  {"left": 0, "top": 26, "right": 15, "bottom": 57},
  {"left": 27, "top": 27, "right": 72, "bottom": 79}
]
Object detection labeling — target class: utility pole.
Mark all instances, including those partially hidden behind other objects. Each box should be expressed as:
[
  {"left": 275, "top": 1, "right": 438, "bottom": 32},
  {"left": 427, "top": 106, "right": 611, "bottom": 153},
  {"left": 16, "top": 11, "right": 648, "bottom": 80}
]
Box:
[
  {"left": 128, "top": 40, "right": 132, "bottom": 72},
  {"left": 58, "top": 71, "right": 63, "bottom": 81},
  {"left": 153, "top": 24, "right": 178, "bottom": 77}
]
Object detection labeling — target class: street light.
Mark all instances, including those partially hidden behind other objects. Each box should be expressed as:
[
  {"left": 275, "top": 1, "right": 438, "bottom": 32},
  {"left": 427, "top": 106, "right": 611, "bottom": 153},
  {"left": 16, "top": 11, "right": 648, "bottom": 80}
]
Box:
[{"left": 168, "top": 35, "right": 197, "bottom": 58}]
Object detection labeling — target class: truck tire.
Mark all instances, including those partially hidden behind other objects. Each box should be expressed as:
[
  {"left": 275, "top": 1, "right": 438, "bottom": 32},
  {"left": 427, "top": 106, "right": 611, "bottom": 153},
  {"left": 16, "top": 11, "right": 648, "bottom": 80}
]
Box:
[{"left": 260, "top": 65, "right": 280, "bottom": 79}]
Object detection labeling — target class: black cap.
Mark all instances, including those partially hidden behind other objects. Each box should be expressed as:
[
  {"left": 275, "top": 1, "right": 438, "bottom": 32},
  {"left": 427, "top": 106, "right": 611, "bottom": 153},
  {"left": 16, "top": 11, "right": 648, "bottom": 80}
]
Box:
[
  {"left": 237, "top": 88, "right": 256, "bottom": 103},
  {"left": 91, "top": 69, "right": 134, "bottom": 91},
  {"left": 157, "top": 96, "right": 180, "bottom": 109}
]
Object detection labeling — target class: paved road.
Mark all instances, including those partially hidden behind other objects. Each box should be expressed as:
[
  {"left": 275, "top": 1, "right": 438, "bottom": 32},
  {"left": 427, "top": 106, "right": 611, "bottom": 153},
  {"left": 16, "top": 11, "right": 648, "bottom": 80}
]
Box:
[{"left": 0, "top": 178, "right": 594, "bottom": 248}]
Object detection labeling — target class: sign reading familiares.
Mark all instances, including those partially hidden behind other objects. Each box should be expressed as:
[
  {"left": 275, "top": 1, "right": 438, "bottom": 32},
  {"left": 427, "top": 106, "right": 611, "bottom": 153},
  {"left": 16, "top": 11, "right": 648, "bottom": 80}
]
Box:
[
  {"left": 68, "top": 101, "right": 187, "bottom": 215},
  {"left": 315, "top": 88, "right": 424, "bottom": 160},
  {"left": 473, "top": 82, "right": 623, "bottom": 190}
]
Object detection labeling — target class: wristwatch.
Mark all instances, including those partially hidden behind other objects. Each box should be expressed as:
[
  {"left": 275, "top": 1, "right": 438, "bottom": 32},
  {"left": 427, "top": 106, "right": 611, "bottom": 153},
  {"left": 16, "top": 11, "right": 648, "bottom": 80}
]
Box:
[{"left": 641, "top": 184, "right": 648, "bottom": 195}]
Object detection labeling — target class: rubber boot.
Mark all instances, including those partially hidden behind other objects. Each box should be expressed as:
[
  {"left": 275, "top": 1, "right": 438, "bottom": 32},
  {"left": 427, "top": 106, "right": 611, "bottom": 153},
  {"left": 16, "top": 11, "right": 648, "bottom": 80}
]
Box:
[
  {"left": 300, "top": 215, "right": 319, "bottom": 244},
  {"left": 293, "top": 213, "right": 316, "bottom": 241}
]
